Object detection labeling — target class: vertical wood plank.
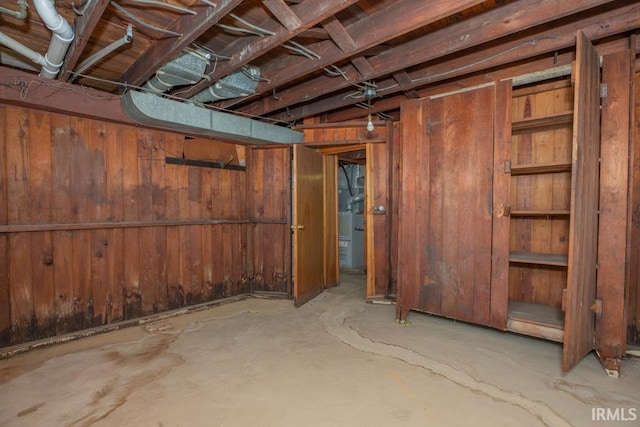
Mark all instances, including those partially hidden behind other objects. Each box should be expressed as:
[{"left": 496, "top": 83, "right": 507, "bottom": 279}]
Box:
[
  {"left": 424, "top": 97, "right": 443, "bottom": 316},
  {"left": 470, "top": 87, "right": 494, "bottom": 326},
  {"left": 0, "top": 106, "right": 9, "bottom": 344},
  {"left": 595, "top": 49, "right": 632, "bottom": 368},
  {"left": 29, "top": 110, "right": 55, "bottom": 336},
  {"left": 51, "top": 114, "right": 72, "bottom": 224},
  {"left": 440, "top": 94, "right": 460, "bottom": 319},
  {"left": 122, "top": 126, "right": 140, "bottom": 318},
  {"left": 628, "top": 66, "right": 640, "bottom": 347},
  {"left": 490, "top": 80, "right": 512, "bottom": 329},
  {"left": 6, "top": 107, "right": 33, "bottom": 342},
  {"left": 324, "top": 154, "right": 338, "bottom": 288},
  {"left": 88, "top": 120, "right": 108, "bottom": 325},
  {"left": 104, "top": 122, "right": 124, "bottom": 322},
  {"left": 389, "top": 122, "right": 401, "bottom": 298},
  {"left": 397, "top": 99, "right": 423, "bottom": 320},
  {"left": 137, "top": 130, "right": 155, "bottom": 313}
]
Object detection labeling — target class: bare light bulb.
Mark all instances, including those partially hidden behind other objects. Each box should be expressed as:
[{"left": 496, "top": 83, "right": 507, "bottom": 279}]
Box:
[{"left": 366, "top": 113, "right": 374, "bottom": 132}]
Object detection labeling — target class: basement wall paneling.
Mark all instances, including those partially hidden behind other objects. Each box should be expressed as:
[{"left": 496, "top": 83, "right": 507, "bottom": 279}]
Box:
[{"left": 0, "top": 105, "right": 290, "bottom": 347}]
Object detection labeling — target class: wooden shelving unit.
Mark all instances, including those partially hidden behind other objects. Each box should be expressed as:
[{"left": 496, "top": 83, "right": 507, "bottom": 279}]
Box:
[
  {"left": 507, "top": 82, "right": 574, "bottom": 343},
  {"left": 507, "top": 301, "right": 564, "bottom": 342},
  {"left": 511, "top": 111, "right": 573, "bottom": 135}
]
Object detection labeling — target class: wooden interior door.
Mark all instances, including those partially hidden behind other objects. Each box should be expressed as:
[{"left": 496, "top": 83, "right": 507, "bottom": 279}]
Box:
[
  {"left": 563, "top": 31, "right": 601, "bottom": 371},
  {"left": 292, "top": 145, "right": 325, "bottom": 306},
  {"left": 397, "top": 85, "right": 495, "bottom": 325}
]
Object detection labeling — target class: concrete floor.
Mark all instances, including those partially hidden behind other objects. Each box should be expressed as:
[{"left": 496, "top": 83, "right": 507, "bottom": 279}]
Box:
[{"left": 0, "top": 270, "right": 638, "bottom": 427}]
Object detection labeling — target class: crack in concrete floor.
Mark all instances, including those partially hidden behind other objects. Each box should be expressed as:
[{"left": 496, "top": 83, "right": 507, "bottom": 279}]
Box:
[{"left": 316, "top": 292, "right": 570, "bottom": 427}]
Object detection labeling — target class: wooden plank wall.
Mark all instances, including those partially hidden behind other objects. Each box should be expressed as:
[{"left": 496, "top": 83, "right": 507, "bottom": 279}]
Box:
[
  {"left": 247, "top": 147, "right": 291, "bottom": 294},
  {"left": 509, "top": 82, "right": 573, "bottom": 309},
  {"left": 0, "top": 105, "right": 288, "bottom": 347}
]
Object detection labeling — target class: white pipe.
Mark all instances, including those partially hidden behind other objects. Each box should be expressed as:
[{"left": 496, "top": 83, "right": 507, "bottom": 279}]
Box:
[
  {"left": 0, "top": 0, "right": 28, "bottom": 19},
  {"left": 0, "top": 47, "right": 41, "bottom": 71},
  {"left": 0, "top": 32, "right": 46, "bottom": 67},
  {"left": 33, "top": 0, "right": 74, "bottom": 79}
]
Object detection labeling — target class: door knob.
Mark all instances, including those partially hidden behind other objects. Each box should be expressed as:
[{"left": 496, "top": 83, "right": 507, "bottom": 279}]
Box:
[{"left": 290, "top": 225, "right": 305, "bottom": 230}]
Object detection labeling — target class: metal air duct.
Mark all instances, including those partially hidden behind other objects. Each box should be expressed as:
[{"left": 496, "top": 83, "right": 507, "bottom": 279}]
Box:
[
  {"left": 122, "top": 90, "right": 303, "bottom": 145},
  {"left": 143, "top": 49, "right": 210, "bottom": 93},
  {"left": 190, "top": 66, "right": 260, "bottom": 103}
]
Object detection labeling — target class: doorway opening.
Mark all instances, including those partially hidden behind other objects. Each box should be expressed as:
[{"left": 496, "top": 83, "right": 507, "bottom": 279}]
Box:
[{"left": 335, "top": 151, "right": 367, "bottom": 296}]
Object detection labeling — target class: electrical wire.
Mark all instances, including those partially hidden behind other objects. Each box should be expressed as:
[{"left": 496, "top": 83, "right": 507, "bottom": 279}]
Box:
[{"left": 410, "top": 35, "right": 560, "bottom": 85}]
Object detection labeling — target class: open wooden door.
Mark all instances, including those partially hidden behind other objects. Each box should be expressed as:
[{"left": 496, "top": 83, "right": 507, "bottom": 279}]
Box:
[
  {"left": 563, "top": 31, "right": 601, "bottom": 372},
  {"left": 292, "top": 145, "right": 325, "bottom": 306}
]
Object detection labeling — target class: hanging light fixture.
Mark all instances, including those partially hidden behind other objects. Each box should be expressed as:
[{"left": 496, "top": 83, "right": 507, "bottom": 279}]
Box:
[{"left": 363, "top": 81, "right": 376, "bottom": 132}]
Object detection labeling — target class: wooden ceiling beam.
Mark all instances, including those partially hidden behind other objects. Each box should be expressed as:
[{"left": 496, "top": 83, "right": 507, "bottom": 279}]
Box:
[
  {"left": 58, "top": 0, "right": 111, "bottom": 82},
  {"left": 117, "top": 0, "right": 244, "bottom": 92},
  {"left": 326, "top": 34, "right": 639, "bottom": 122},
  {"left": 351, "top": 56, "right": 374, "bottom": 80},
  {"left": 176, "top": 0, "right": 360, "bottom": 99},
  {"left": 263, "top": 0, "right": 303, "bottom": 31},
  {"left": 248, "top": 0, "right": 625, "bottom": 120},
  {"left": 322, "top": 16, "right": 358, "bottom": 53},
  {"left": 217, "top": 0, "right": 486, "bottom": 108},
  {"left": 393, "top": 72, "right": 420, "bottom": 99}
]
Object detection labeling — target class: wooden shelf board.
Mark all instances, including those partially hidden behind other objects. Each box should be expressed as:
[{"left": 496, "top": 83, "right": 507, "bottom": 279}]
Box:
[
  {"left": 510, "top": 162, "right": 572, "bottom": 176},
  {"left": 511, "top": 210, "right": 570, "bottom": 217},
  {"left": 511, "top": 111, "right": 573, "bottom": 134},
  {"left": 509, "top": 251, "right": 568, "bottom": 267},
  {"left": 507, "top": 301, "right": 564, "bottom": 342}
]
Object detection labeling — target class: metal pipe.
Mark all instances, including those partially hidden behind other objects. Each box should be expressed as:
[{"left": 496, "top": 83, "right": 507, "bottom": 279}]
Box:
[
  {"left": 110, "top": 1, "right": 182, "bottom": 37},
  {"left": 347, "top": 193, "right": 365, "bottom": 211},
  {"left": 0, "top": 0, "right": 28, "bottom": 19},
  {"left": 125, "top": 0, "right": 196, "bottom": 15},
  {"left": 74, "top": 24, "right": 133, "bottom": 75},
  {"left": 34, "top": 0, "right": 74, "bottom": 79},
  {"left": 0, "top": 32, "right": 46, "bottom": 67},
  {"left": 0, "top": 47, "right": 40, "bottom": 71}
]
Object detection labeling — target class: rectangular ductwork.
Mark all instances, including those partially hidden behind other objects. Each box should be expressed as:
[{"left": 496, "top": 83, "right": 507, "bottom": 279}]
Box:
[{"left": 122, "top": 90, "right": 303, "bottom": 145}]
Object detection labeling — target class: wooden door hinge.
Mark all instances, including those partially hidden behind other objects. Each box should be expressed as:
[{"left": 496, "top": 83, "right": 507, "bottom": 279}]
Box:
[
  {"left": 600, "top": 83, "right": 608, "bottom": 99},
  {"left": 504, "top": 160, "right": 511, "bottom": 174},
  {"left": 591, "top": 298, "right": 602, "bottom": 317}
]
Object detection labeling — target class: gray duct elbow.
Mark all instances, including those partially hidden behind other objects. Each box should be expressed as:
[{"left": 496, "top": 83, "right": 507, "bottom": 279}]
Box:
[{"left": 347, "top": 194, "right": 365, "bottom": 211}]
